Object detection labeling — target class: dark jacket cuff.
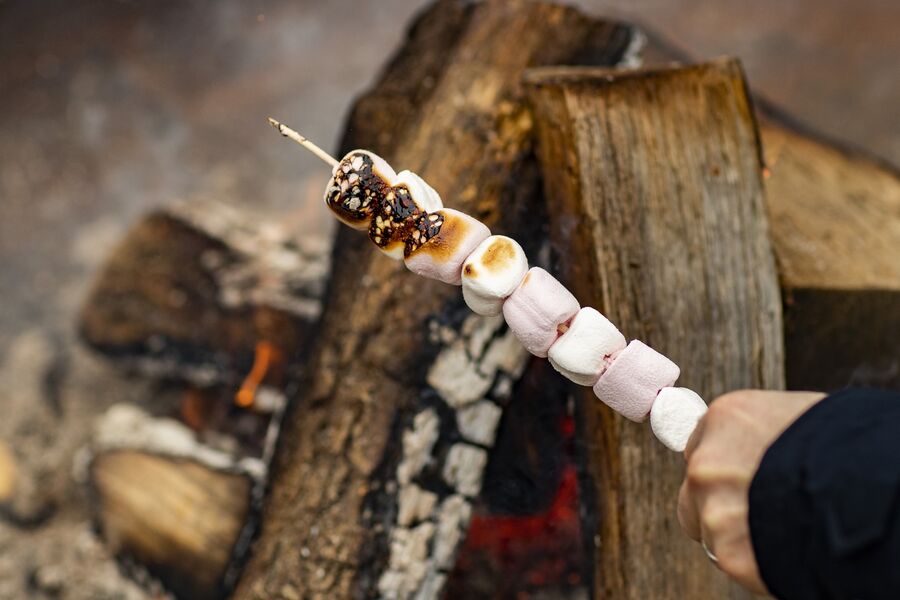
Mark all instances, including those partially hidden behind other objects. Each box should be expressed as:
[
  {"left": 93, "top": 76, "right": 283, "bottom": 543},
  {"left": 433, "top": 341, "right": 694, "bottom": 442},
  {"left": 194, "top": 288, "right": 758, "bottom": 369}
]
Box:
[{"left": 748, "top": 388, "right": 900, "bottom": 600}]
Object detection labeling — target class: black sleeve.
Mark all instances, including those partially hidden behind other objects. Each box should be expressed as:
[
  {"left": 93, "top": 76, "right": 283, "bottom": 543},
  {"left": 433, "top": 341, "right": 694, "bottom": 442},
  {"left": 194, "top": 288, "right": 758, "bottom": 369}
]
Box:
[{"left": 748, "top": 388, "right": 900, "bottom": 600}]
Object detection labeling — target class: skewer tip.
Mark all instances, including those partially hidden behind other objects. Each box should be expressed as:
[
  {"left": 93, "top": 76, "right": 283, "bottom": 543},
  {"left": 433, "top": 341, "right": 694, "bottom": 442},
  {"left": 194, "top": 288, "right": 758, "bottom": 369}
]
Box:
[{"left": 266, "top": 116, "right": 338, "bottom": 168}]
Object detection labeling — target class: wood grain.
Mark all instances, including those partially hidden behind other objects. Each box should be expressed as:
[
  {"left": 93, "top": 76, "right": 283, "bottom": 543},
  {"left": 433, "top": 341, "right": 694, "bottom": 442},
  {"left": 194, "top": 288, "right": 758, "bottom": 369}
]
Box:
[
  {"left": 759, "top": 120, "right": 900, "bottom": 389},
  {"left": 233, "top": 1, "right": 636, "bottom": 598},
  {"left": 79, "top": 203, "right": 326, "bottom": 387},
  {"left": 527, "top": 58, "right": 784, "bottom": 600},
  {"left": 91, "top": 451, "right": 251, "bottom": 600},
  {"left": 640, "top": 32, "right": 900, "bottom": 391}
]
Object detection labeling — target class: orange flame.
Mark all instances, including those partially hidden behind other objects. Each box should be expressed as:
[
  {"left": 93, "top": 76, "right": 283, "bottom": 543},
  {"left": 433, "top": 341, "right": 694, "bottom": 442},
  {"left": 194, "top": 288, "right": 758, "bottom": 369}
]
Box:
[{"left": 235, "top": 341, "right": 276, "bottom": 408}]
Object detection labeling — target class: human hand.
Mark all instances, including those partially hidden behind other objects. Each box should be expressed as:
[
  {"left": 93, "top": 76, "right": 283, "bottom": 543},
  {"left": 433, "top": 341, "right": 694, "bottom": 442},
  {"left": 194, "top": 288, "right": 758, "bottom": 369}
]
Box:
[{"left": 677, "top": 390, "right": 826, "bottom": 594}]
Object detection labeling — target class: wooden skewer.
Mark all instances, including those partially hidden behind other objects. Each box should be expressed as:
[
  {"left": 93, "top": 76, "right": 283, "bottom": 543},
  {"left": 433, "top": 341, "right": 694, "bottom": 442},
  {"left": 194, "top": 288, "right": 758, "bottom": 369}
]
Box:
[{"left": 268, "top": 117, "right": 339, "bottom": 168}]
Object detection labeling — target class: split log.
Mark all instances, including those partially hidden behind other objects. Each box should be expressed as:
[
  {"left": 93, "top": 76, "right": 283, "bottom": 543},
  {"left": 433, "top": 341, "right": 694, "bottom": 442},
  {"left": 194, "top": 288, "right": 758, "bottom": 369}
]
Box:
[
  {"left": 758, "top": 116, "right": 900, "bottom": 390},
  {"left": 87, "top": 403, "right": 265, "bottom": 599},
  {"left": 233, "top": 1, "right": 640, "bottom": 599},
  {"left": 527, "top": 58, "right": 784, "bottom": 599},
  {"left": 640, "top": 31, "right": 900, "bottom": 390},
  {"left": 79, "top": 199, "right": 329, "bottom": 386},
  {"left": 90, "top": 450, "right": 251, "bottom": 600}
]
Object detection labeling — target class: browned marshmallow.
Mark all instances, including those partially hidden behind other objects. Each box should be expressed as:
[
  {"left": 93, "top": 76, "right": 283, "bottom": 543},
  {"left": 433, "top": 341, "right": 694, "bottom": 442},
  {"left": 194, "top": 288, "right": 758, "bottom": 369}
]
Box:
[
  {"left": 369, "top": 187, "right": 425, "bottom": 259},
  {"left": 404, "top": 209, "right": 490, "bottom": 285},
  {"left": 324, "top": 150, "right": 396, "bottom": 230},
  {"left": 461, "top": 235, "right": 528, "bottom": 315}
]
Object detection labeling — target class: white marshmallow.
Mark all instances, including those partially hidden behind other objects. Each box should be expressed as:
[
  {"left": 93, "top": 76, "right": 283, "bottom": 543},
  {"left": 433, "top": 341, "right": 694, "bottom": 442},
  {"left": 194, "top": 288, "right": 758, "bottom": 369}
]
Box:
[
  {"left": 460, "top": 235, "right": 528, "bottom": 316},
  {"left": 650, "top": 387, "right": 708, "bottom": 452},
  {"left": 394, "top": 170, "right": 443, "bottom": 213},
  {"left": 547, "top": 307, "right": 626, "bottom": 386}
]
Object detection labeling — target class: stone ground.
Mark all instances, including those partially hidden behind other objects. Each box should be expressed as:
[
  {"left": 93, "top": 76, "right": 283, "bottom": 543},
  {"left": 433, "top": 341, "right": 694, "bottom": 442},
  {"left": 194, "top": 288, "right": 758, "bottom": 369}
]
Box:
[{"left": 0, "top": 0, "right": 897, "bottom": 598}]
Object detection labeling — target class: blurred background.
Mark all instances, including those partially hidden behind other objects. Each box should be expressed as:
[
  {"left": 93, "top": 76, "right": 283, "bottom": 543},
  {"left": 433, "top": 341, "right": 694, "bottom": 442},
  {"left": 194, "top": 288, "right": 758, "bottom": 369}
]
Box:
[{"left": 0, "top": 0, "right": 897, "bottom": 598}]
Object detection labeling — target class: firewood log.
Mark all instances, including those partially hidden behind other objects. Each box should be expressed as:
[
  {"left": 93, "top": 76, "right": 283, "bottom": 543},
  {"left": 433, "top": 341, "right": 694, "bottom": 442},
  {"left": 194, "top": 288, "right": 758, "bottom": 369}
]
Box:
[
  {"left": 526, "top": 58, "right": 784, "bottom": 599},
  {"left": 79, "top": 199, "right": 328, "bottom": 386},
  {"left": 232, "top": 1, "right": 640, "bottom": 599},
  {"left": 642, "top": 31, "right": 900, "bottom": 390},
  {"left": 758, "top": 116, "right": 900, "bottom": 390},
  {"left": 90, "top": 450, "right": 251, "bottom": 600}
]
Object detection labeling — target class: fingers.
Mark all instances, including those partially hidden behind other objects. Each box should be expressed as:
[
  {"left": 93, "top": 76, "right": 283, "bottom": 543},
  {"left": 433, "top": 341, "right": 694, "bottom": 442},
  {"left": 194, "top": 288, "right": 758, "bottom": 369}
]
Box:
[
  {"left": 676, "top": 389, "right": 783, "bottom": 596},
  {"left": 679, "top": 410, "right": 705, "bottom": 540},
  {"left": 677, "top": 479, "right": 701, "bottom": 540},
  {"left": 682, "top": 413, "right": 705, "bottom": 462}
]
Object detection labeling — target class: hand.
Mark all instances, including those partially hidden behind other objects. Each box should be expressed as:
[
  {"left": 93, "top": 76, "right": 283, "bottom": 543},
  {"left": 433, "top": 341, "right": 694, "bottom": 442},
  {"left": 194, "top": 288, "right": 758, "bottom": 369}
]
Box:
[{"left": 677, "top": 390, "right": 826, "bottom": 595}]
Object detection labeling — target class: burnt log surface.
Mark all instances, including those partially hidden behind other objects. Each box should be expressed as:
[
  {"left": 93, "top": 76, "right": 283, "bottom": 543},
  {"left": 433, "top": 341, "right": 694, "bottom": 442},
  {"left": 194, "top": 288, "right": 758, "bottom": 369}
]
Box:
[
  {"left": 79, "top": 200, "right": 328, "bottom": 387},
  {"left": 233, "top": 1, "right": 638, "bottom": 598},
  {"left": 526, "top": 59, "right": 784, "bottom": 599}
]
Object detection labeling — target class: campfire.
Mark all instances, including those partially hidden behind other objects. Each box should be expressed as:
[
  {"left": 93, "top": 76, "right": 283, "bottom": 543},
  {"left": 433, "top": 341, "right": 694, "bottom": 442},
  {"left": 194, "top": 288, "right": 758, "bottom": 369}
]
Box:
[{"left": 2, "top": 1, "right": 897, "bottom": 599}]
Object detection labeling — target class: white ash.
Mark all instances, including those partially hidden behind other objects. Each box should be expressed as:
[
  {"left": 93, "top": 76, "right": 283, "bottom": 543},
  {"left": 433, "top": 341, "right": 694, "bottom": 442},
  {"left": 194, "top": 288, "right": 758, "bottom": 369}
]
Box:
[
  {"left": 426, "top": 320, "right": 458, "bottom": 345},
  {"left": 378, "top": 523, "right": 436, "bottom": 599},
  {"left": 112, "top": 355, "right": 222, "bottom": 387},
  {"left": 414, "top": 571, "right": 447, "bottom": 600},
  {"left": 432, "top": 495, "right": 472, "bottom": 570},
  {"left": 388, "top": 523, "right": 435, "bottom": 572},
  {"left": 426, "top": 340, "right": 494, "bottom": 408},
  {"left": 377, "top": 571, "right": 405, "bottom": 600},
  {"left": 478, "top": 327, "right": 529, "bottom": 379},
  {"left": 442, "top": 443, "right": 488, "bottom": 497},
  {"left": 428, "top": 315, "right": 526, "bottom": 409},
  {"left": 168, "top": 198, "right": 330, "bottom": 320},
  {"left": 491, "top": 374, "right": 514, "bottom": 399},
  {"left": 464, "top": 314, "right": 504, "bottom": 359},
  {"left": 381, "top": 316, "right": 529, "bottom": 599},
  {"left": 620, "top": 28, "right": 646, "bottom": 69},
  {"left": 251, "top": 385, "right": 287, "bottom": 414},
  {"left": 456, "top": 401, "right": 503, "bottom": 446},
  {"left": 396, "top": 408, "right": 440, "bottom": 485},
  {"left": 90, "top": 403, "right": 265, "bottom": 481},
  {"left": 397, "top": 484, "right": 438, "bottom": 527}
]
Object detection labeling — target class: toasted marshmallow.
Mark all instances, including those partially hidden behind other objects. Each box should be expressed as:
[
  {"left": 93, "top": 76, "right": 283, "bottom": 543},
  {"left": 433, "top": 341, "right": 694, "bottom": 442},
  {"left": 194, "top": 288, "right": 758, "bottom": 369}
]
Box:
[
  {"left": 502, "top": 268, "right": 580, "bottom": 357},
  {"left": 369, "top": 184, "right": 425, "bottom": 260},
  {"left": 405, "top": 209, "right": 491, "bottom": 285},
  {"left": 333, "top": 149, "right": 397, "bottom": 182},
  {"left": 460, "top": 235, "right": 528, "bottom": 316},
  {"left": 592, "top": 340, "right": 680, "bottom": 422},
  {"left": 325, "top": 150, "right": 397, "bottom": 230},
  {"left": 650, "top": 387, "right": 707, "bottom": 452},
  {"left": 394, "top": 170, "right": 443, "bottom": 213},
  {"left": 548, "top": 307, "right": 626, "bottom": 385}
]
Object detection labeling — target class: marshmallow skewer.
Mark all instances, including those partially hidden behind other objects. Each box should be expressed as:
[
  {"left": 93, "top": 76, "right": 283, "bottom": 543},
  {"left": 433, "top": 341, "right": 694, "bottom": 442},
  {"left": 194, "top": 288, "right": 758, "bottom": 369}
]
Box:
[
  {"left": 268, "top": 118, "right": 338, "bottom": 168},
  {"left": 269, "top": 118, "right": 707, "bottom": 452}
]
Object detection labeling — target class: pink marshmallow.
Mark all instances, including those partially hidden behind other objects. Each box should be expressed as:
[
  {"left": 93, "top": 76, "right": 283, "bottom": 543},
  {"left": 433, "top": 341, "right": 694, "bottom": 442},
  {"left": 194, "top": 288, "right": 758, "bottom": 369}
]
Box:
[
  {"left": 592, "top": 340, "right": 680, "bottom": 422},
  {"left": 404, "top": 208, "right": 490, "bottom": 285},
  {"left": 502, "top": 268, "right": 580, "bottom": 357}
]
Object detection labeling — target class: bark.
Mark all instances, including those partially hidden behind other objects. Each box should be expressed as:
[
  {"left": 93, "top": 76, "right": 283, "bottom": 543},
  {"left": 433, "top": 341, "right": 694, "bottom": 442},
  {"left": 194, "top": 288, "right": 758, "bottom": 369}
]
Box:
[
  {"left": 79, "top": 199, "right": 329, "bottom": 387},
  {"left": 526, "top": 59, "right": 784, "bottom": 599},
  {"left": 758, "top": 116, "right": 900, "bottom": 390},
  {"left": 233, "top": 1, "right": 638, "bottom": 599}
]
